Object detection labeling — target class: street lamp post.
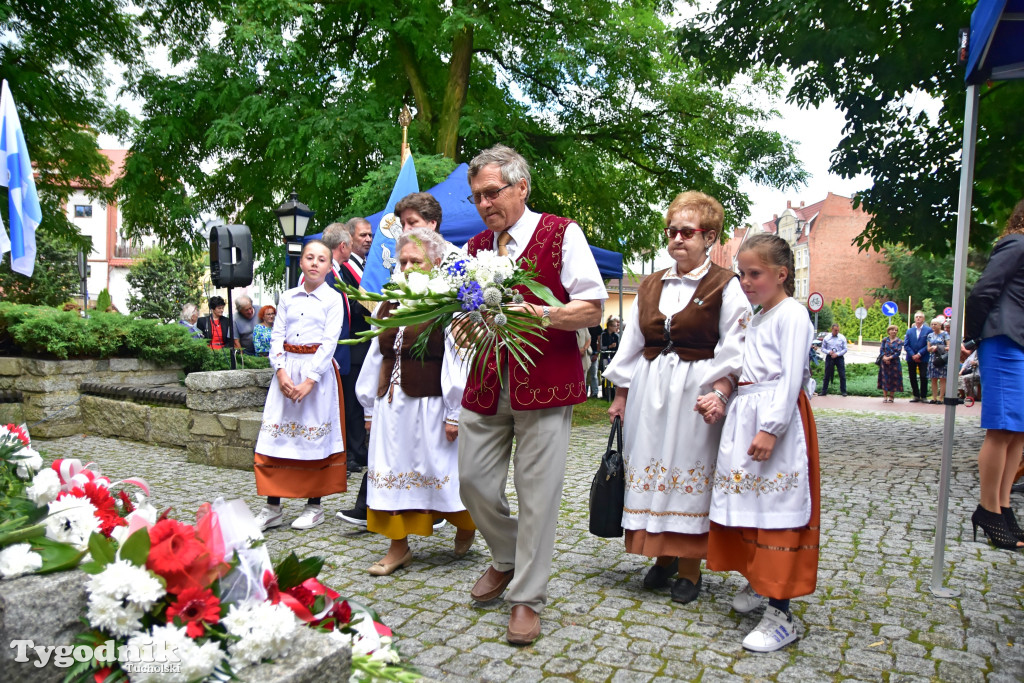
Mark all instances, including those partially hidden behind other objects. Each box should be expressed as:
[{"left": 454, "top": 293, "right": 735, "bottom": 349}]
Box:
[{"left": 274, "top": 191, "right": 315, "bottom": 290}]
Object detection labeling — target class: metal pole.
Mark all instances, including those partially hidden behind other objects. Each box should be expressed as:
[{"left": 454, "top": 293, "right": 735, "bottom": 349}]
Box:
[{"left": 929, "top": 83, "right": 979, "bottom": 598}]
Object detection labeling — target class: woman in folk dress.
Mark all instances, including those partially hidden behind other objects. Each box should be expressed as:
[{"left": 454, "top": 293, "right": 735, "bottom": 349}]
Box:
[
  {"left": 605, "top": 191, "right": 749, "bottom": 605},
  {"left": 356, "top": 228, "right": 475, "bottom": 575},
  {"left": 253, "top": 240, "right": 347, "bottom": 531}
]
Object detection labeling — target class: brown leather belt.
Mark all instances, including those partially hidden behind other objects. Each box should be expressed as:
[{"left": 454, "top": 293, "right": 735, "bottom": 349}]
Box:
[{"left": 283, "top": 343, "right": 322, "bottom": 354}]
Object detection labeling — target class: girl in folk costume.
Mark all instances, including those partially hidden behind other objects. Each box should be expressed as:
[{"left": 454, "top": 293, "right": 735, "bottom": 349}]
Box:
[
  {"left": 707, "top": 233, "right": 820, "bottom": 653},
  {"left": 356, "top": 229, "right": 475, "bottom": 575},
  {"left": 253, "top": 240, "right": 347, "bottom": 531}
]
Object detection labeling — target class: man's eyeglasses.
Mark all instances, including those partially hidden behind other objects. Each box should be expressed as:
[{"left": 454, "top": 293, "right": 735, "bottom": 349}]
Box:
[
  {"left": 664, "top": 226, "right": 707, "bottom": 241},
  {"left": 467, "top": 183, "right": 514, "bottom": 205}
]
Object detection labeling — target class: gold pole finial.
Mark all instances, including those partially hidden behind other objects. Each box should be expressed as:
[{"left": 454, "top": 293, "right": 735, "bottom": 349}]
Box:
[{"left": 399, "top": 105, "right": 412, "bottom": 164}]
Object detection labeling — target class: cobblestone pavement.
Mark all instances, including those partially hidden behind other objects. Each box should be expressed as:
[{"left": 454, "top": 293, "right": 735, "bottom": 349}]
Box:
[{"left": 37, "top": 407, "right": 1024, "bottom": 682}]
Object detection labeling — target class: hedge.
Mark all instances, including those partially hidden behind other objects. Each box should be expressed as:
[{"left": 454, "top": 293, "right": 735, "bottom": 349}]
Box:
[{"left": 0, "top": 303, "right": 269, "bottom": 373}]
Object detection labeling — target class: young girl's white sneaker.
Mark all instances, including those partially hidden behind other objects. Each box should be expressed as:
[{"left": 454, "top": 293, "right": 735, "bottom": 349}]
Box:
[
  {"left": 291, "top": 504, "right": 325, "bottom": 530},
  {"left": 742, "top": 606, "right": 799, "bottom": 652},
  {"left": 255, "top": 504, "right": 283, "bottom": 531},
  {"left": 732, "top": 582, "right": 764, "bottom": 614}
]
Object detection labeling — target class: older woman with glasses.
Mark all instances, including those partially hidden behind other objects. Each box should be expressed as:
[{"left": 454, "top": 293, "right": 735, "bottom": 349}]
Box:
[{"left": 605, "top": 191, "right": 750, "bottom": 605}]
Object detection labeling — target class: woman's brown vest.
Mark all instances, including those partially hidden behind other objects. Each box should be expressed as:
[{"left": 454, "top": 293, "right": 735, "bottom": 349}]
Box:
[
  {"left": 638, "top": 263, "right": 736, "bottom": 362},
  {"left": 376, "top": 301, "right": 446, "bottom": 398}
]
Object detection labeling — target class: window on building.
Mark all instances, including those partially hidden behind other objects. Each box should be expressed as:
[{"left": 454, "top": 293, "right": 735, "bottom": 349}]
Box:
[{"left": 74, "top": 205, "right": 93, "bottom": 218}]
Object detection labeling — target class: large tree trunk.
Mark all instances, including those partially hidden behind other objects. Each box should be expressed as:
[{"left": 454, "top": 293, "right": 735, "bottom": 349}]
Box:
[
  {"left": 394, "top": 37, "right": 433, "bottom": 128},
  {"left": 435, "top": 24, "right": 473, "bottom": 160}
]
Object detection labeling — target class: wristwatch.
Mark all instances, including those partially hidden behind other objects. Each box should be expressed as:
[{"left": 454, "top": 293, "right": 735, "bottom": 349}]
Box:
[{"left": 540, "top": 306, "right": 551, "bottom": 328}]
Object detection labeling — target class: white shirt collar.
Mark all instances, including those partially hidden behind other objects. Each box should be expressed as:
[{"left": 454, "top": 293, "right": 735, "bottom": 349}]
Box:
[
  {"left": 500, "top": 207, "right": 541, "bottom": 254},
  {"left": 289, "top": 281, "right": 333, "bottom": 301},
  {"left": 662, "top": 257, "right": 712, "bottom": 282}
]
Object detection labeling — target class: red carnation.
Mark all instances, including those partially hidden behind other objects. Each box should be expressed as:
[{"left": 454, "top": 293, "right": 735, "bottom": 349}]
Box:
[
  {"left": 166, "top": 586, "right": 221, "bottom": 638},
  {"left": 4, "top": 423, "right": 29, "bottom": 446}
]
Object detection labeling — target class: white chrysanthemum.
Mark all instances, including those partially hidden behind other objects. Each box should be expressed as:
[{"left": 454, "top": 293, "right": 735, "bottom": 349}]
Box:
[
  {"left": 474, "top": 266, "right": 494, "bottom": 286},
  {"left": 124, "top": 624, "right": 224, "bottom": 683},
  {"left": 26, "top": 468, "right": 62, "bottom": 506},
  {"left": 493, "top": 257, "right": 516, "bottom": 282},
  {"left": 45, "top": 496, "right": 101, "bottom": 549},
  {"left": 406, "top": 271, "right": 430, "bottom": 295},
  {"left": 223, "top": 601, "right": 298, "bottom": 669},
  {"left": 427, "top": 276, "right": 451, "bottom": 295},
  {"left": 87, "top": 559, "right": 166, "bottom": 609},
  {"left": 0, "top": 543, "right": 43, "bottom": 579},
  {"left": 87, "top": 593, "right": 145, "bottom": 637},
  {"left": 14, "top": 447, "right": 43, "bottom": 479}
]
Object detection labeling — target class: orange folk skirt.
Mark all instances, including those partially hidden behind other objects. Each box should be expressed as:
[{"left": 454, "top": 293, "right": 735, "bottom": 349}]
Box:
[
  {"left": 707, "top": 391, "right": 820, "bottom": 599},
  {"left": 254, "top": 356, "right": 347, "bottom": 499}
]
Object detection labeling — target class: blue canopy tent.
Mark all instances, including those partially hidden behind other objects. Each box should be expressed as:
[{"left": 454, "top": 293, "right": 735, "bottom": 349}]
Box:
[
  {"left": 307, "top": 163, "right": 624, "bottom": 280},
  {"left": 931, "top": 0, "right": 1024, "bottom": 597}
]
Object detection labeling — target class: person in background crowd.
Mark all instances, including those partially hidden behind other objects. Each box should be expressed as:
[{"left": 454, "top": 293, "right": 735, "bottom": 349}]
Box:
[
  {"left": 962, "top": 198, "right": 1024, "bottom": 549},
  {"left": 576, "top": 327, "right": 592, "bottom": 381},
  {"left": 877, "top": 324, "right": 904, "bottom": 403},
  {"left": 178, "top": 303, "right": 203, "bottom": 339},
  {"left": 605, "top": 190, "right": 748, "bottom": 607},
  {"left": 457, "top": 144, "right": 606, "bottom": 645},
  {"left": 252, "top": 240, "right": 347, "bottom": 532},
  {"left": 819, "top": 323, "right": 848, "bottom": 397},
  {"left": 233, "top": 295, "right": 257, "bottom": 354},
  {"left": 346, "top": 217, "right": 373, "bottom": 277},
  {"left": 196, "top": 296, "right": 235, "bottom": 350},
  {"left": 356, "top": 228, "right": 475, "bottom": 575},
  {"left": 600, "top": 316, "right": 621, "bottom": 400},
  {"left": 926, "top": 316, "right": 950, "bottom": 404},
  {"left": 587, "top": 324, "right": 603, "bottom": 398},
  {"left": 958, "top": 350, "right": 980, "bottom": 401},
  {"left": 904, "top": 311, "right": 930, "bottom": 403},
  {"left": 252, "top": 305, "right": 276, "bottom": 356},
  {"left": 396, "top": 191, "right": 461, "bottom": 258}
]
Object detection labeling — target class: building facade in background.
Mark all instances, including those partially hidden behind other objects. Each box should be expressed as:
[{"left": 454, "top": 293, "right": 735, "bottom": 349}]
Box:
[{"left": 710, "top": 193, "right": 892, "bottom": 307}]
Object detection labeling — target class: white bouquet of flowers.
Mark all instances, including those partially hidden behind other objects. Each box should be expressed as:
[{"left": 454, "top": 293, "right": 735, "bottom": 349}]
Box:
[{"left": 336, "top": 250, "right": 561, "bottom": 383}]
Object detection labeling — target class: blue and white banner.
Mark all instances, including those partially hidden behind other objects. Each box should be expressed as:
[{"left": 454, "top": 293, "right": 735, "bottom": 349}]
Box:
[
  {"left": 360, "top": 155, "right": 419, "bottom": 294},
  {"left": 0, "top": 80, "right": 41, "bottom": 277}
]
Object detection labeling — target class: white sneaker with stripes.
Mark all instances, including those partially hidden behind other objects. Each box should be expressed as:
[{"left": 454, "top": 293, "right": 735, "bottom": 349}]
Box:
[{"left": 742, "top": 606, "right": 799, "bottom": 652}]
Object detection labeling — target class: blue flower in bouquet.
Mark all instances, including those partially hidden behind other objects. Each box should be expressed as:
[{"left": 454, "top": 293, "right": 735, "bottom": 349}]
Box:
[
  {"left": 458, "top": 282, "right": 485, "bottom": 311},
  {"left": 447, "top": 259, "right": 468, "bottom": 279}
]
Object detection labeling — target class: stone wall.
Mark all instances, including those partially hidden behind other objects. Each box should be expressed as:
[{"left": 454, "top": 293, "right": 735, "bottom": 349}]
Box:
[
  {"left": 0, "top": 358, "right": 182, "bottom": 438},
  {"left": 0, "top": 571, "right": 350, "bottom": 683},
  {"left": 185, "top": 369, "right": 273, "bottom": 470},
  {"left": 81, "top": 395, "right": 191, "bottom": 448}
]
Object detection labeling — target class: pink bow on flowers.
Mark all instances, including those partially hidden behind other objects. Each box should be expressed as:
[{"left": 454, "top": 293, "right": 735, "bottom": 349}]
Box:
[{"left": 51, "top": 458, "right": 149, "bottom": 496}]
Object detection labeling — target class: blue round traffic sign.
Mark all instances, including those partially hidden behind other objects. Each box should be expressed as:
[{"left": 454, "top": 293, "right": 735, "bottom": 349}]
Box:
[{"left": 881, "top": 301, "right": 898, "bottom": 317}]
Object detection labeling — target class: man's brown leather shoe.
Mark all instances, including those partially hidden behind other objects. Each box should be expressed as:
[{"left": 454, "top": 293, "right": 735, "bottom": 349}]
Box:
[
  {"left": 470, "top": 566, "right": 514, "bottom": 602},
  {"left": 506, "top": 605, "right": 540, "bottom": 645}
]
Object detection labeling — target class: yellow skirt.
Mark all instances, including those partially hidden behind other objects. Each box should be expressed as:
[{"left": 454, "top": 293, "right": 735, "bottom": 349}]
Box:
[{"left": 367, "top": 509, "right": 476, "bottom": 540}]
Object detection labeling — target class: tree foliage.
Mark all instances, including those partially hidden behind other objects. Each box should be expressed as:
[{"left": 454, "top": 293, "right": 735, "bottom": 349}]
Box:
[
  {"left": 0, "top": 0, "right": 140, "bottom": 246},
  {"left": 676, "top": 0, "right": 1021, "bottom": 256},
  {"left": 869, "top": 244, "right": 983, "bottom": 312},
  {"left": 125, "top": 247, "right": 205, "bottom": 321},
  {"left": 118, "top": 0, "right": 806, "bottom": 271},
  {"left": 0, "top": 231, "right": 80, "bottom": 306}
]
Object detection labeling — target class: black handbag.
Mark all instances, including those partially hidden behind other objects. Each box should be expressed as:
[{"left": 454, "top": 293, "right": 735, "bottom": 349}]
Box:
[{"left": 589, "top": 416, "right": 626, "bottom": 538}]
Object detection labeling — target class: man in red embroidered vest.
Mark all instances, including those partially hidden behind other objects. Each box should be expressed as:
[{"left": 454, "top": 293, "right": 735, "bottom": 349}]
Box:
[{"left": 458, "top": 144, "right": 607, "bottom": 645}]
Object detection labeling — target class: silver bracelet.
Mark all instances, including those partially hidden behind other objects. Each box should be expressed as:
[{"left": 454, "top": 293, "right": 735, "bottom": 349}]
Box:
[{"left": 712, "top": 389, "right": 729, "bottom": 405}]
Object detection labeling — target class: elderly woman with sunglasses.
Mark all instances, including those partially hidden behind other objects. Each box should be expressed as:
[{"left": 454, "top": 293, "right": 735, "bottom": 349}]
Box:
[{"left": 605, "top": 191, "right": 750, "bottom": 605}]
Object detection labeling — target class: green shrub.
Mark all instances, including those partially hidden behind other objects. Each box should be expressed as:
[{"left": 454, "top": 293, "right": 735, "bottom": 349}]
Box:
[
  {"left": 0, "top": 302, "right": 215, "bottom": 372},
  {"left": 96, "top": 288, "right": 112, "bottom": 312}
]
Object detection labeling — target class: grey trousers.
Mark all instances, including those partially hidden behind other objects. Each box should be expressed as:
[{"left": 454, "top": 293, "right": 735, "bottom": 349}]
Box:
[{"left": 458, "top": 385, "right": 573, "bottom": 613}]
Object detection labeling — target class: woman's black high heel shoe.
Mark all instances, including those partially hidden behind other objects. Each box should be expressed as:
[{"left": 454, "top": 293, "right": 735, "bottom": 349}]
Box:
[
  {"left": 1001, "top": 507, "right": 1024, "bottom": 542},
  {"left": 971, "top": 505, "right": 1023, "bottom": 550}
]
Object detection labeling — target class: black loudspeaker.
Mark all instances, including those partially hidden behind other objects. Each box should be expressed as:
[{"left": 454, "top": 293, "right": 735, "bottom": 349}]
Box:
[{"left": 209, "top": 224, "right": 253, "bottom": 288}]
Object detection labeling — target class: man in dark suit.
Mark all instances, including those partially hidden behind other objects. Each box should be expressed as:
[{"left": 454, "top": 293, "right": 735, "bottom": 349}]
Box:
[{"left": 904, "top": 310, "right": 930, "bottom": 403}]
